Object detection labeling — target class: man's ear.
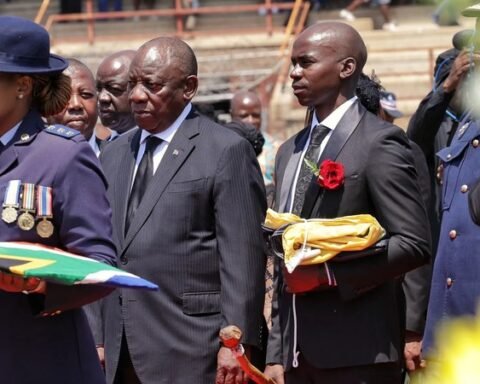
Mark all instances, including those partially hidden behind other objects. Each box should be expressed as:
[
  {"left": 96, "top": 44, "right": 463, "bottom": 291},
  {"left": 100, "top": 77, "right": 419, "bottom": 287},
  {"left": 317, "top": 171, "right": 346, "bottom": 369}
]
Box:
[
  {"left": 183, "top": 75, "right": 198, "bottom": 101},
  {"left": 339, "top": 57, "right": 357, "bottom": 80}
]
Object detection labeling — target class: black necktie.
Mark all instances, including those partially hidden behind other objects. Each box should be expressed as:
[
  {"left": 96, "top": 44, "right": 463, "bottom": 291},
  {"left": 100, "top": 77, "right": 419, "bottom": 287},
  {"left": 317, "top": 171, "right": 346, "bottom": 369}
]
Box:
[
  {"left": 291, "top": 124, "right": 330, "bottom": 216},
  {"left": 0, "top": 142, "right": 4, "bottom": 154},
  {"left": 125, "top": 136, "right": 162, "bottom": 233}
]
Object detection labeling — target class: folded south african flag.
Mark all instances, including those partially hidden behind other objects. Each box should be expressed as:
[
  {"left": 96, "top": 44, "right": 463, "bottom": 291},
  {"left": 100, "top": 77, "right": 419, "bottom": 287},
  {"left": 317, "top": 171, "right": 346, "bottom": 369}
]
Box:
[{"left": 0, "top": 242, "right": 158, "bottom": 291}]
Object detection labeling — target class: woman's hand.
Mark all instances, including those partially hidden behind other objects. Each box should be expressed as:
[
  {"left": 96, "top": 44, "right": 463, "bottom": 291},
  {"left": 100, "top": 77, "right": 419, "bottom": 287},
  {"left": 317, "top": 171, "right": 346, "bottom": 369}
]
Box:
[{"left": 0, "top": 272, "right": 46, "bottom": 294}]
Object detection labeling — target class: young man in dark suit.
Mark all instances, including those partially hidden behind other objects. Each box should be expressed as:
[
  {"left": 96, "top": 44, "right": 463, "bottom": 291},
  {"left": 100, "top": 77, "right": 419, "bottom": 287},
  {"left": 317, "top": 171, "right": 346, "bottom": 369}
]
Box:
[
  {"left": 93, "top": 36, "right": 267, "bottom": 384},
  {"left": 264, "top": 21, "right": 431, "bottom": 384}
]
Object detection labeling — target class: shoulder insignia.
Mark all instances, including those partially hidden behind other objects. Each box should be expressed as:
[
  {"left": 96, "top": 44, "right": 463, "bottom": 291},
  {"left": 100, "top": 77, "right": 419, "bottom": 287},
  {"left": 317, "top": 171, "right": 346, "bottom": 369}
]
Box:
[{"left": 44, "top": 124, "right": 80, "bottom": 139}]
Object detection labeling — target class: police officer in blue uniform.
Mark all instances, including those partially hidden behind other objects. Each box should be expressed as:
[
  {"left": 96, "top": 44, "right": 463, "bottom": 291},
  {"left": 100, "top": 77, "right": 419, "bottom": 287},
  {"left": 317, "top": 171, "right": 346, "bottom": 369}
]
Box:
[
  {"left": 0, "top": 16, "right": 116, "bottom": 384},
  {"left": 423, "top": 116, "right": 480, "bottom": 359}
]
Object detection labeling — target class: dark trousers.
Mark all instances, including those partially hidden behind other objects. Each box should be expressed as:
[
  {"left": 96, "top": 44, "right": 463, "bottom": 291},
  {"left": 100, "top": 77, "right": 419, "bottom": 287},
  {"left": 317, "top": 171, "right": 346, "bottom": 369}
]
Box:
[
  {"left": 286, "top": 354, "right": 402, "bottom": 384},
  {"left": 60, "top": 0, "right": 82, "bottom": 13},
  {"left": 98, "top": 0, "right": 123, "bottom": 12},
  {"left": 113, "top": 333, "right": 141, "bottom": 384}
]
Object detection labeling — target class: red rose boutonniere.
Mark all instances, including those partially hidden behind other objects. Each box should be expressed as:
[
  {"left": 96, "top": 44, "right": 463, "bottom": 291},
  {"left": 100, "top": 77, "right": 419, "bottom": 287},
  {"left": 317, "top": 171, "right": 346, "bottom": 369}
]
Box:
[{"left": 304, "top": 159, "right": 345, "bottom": 190}]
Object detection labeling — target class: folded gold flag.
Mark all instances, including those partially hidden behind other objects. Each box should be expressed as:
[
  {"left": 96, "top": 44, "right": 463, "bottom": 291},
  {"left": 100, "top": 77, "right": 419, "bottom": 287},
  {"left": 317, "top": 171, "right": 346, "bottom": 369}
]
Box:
[{"left": 265, "top": 209, "right": 386, "bottom": 272}]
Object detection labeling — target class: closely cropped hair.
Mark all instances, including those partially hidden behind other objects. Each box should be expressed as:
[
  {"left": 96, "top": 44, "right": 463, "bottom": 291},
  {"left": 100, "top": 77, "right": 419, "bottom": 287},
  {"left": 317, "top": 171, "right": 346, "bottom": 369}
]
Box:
[{"left": 31, "top": 73, "right": 72, "bottom": 117}]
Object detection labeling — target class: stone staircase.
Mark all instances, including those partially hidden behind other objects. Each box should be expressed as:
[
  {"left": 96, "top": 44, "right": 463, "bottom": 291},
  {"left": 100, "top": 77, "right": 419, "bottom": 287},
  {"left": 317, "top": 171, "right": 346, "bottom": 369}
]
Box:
[{"left": 1, "top": 1, "right": 475, "bottom": 135}]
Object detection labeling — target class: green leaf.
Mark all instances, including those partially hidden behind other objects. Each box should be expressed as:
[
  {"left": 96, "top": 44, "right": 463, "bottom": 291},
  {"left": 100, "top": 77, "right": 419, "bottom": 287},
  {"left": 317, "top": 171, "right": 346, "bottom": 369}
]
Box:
[{"left": 303, "top": 158, "right": 319, "bottom": 176}]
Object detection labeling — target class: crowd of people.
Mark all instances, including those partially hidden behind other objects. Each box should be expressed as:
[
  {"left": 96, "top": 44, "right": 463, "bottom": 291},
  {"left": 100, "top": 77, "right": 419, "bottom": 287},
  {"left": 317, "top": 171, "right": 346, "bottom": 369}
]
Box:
[{"left": 1, "top": 5, "right": 480, "bottom": 384}]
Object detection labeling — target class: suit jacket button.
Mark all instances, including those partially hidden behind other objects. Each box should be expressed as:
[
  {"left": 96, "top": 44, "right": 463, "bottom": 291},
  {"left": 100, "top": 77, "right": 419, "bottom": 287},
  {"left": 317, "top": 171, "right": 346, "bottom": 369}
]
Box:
[
  {"left": 461, "top": 184, "right": 469, "bottom": 193},
  {"left": 120, "top": 256, "right": 128, "bottom": 265},
  {"left": 446, "top": 277, "right": 453, "bottom": 287},
  {"left": 449, "top": 229, "right": 457, "bottom": 240},
  {"left": 473, "top": 139, "right": 479, "bottom": 148}
]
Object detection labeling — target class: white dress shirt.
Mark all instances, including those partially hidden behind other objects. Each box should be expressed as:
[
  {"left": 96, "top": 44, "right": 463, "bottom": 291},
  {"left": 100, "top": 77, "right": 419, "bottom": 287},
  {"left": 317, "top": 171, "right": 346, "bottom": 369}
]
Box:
[
  {"left": 131, "top": 103, "right": 192, "bottom": 186},
  {"left": 288, "top": 97, "right": 357, "bottom": 213},
  {"left": 88, "top": 127, "right": 123, "bottom": 158}
]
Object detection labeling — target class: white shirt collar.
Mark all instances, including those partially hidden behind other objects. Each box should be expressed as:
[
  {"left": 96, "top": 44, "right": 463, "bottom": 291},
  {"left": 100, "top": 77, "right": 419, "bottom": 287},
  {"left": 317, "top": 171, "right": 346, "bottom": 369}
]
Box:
[
  {"left": 139, "top": 103, "right": 192, "bottom": 145},
  {"left": 310, "top": 96, "right": 358, "bottom": 131},
  {"left": 0, "top": 121, "right": 22, "bottom": 146}
]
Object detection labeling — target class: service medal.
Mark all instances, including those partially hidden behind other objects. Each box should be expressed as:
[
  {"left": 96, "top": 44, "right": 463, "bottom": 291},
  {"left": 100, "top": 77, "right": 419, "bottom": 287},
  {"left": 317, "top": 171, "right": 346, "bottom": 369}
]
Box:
[
  {"left": 2, "top": 180, "right": 21, "bottom": 224},
  {"left": 36, "top": 185, "right": 54, "bottom": 238},
  {"left": 2, "top": 206, "right": 18, "bottom": 224},
  {"left": 18, "top": 212, "right": 35, "bottom": 231},
  {"left": 37, "top": 219, "right": 54, "bottom": 238},
  {"left": 18, "top": 183, "right": 36, "bottom": 231}
]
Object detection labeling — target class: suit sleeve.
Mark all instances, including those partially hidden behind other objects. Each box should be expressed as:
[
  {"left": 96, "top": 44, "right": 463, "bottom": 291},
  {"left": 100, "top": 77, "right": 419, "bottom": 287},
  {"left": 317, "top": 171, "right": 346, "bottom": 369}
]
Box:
[
  {"left": 331, "top": 128, "right": 432, "bottom": 300},
  {"left": 402, "top": 142, "right": 432, "bottom": 334},
  {"left": 403, "top": 264, "right": 432, "bottom": 334},
  {"left": 407, "top": 88, "right": 454, "bottom": 157},
  {"left": 32, "top": 141, "right": 116, "bottom": 316},
  {"left": 213, "top": 138, "right": 267, "bottom": 347},
  {"left": 265, "top": 151, "right": 285, "bottom": 365}
]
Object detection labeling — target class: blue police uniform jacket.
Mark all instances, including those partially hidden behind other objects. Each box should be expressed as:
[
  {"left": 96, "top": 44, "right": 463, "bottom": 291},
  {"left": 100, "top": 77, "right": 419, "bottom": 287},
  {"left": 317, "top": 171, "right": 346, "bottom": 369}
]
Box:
[
  {"left": 0, "top": 110, "right": 116, "bottom": 384},
  {"left": 423, "top": 119, "right": 480, "bottom": 355}
]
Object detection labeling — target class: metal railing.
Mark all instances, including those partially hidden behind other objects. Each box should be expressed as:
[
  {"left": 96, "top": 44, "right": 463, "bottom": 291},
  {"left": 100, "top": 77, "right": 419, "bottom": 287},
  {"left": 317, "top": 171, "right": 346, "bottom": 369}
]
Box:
[{"left": 40, "top": 0, "right": 308, "bottom": 45}]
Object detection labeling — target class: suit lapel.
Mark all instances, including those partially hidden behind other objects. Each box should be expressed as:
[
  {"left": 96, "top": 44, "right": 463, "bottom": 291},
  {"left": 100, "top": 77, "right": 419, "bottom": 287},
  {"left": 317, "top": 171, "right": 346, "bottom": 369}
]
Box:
[
  {"left": 122, "top": 112, "right": 199, "bottom": 252},
  {"left": 277, "top": 127, "right": 309, "bottom": 212},
  {"left": 301, "top": 100, "right": 365, "bottom": 218},
  {"left": 0, "top": 111, "right": 43, "bottom": 176},
  {"left": 113, "top": 129, "right": 140, "bottom": 248}
]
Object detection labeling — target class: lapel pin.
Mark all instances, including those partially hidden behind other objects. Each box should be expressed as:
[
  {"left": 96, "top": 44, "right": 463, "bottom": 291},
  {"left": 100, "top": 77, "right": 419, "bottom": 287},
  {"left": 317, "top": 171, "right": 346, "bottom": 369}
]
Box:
[
  {"left": 172, "top": 149, "right": 179, "bottom": 156},
  {"left": 20, "top": 133, "right": 30, "bottom": 141}
]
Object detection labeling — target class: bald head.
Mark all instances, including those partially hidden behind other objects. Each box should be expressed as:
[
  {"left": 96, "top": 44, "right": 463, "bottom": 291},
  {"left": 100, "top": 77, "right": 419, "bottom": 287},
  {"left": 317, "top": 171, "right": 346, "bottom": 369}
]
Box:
[
  {"left": 128, "top": 36, "right": 199, "bottom": 134},
  {"left": 96, "top": 50, "right": 136, "bottom": 133},
  {"left": 299, "top": 21, "right": 367, "bottom": 77},
  {"left": 137, "top": 36, "right": 198, "bottom": 78},
  {"left": 290, "top": 21, "right": 368, "bottom": 118},
  {"left": 98, "top": 50, "right": 136, "bottom": 74},
  {"left": 230, "top": 90, "right": 262, "bottom": 130}
]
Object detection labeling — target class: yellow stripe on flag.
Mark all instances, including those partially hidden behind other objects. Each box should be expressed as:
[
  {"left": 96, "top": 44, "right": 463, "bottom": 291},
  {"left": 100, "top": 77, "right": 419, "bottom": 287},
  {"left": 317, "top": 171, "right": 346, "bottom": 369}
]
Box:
[{"left": 0, "top": 254, "right": 55, "bottom": 275}]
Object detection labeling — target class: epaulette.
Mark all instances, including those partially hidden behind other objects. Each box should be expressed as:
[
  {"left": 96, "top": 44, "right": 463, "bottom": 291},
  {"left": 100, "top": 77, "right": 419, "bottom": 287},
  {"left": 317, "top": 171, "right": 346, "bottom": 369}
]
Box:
[{"left": 44, "top": 124, "right": 80, "bottom": 139}]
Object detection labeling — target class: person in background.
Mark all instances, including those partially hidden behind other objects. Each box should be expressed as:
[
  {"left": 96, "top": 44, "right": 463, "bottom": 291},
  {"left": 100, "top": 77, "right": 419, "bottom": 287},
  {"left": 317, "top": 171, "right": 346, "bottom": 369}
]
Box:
[
  {"left": 98, "top": 0, "right": 123, "bottom": 13},
  {"left": 230, "top": 90, "right": 280, "bottom": 188},
  {"left": 96, "top": 50, "right": 137, "bottom": 138},
  {"left": 183, "top": 0, "right": 200, "bottom": 30},
  {"left": 224, "top": 120, "right": 265, "bottom": 157},
  {"left": 60, "top": 0, "right": 82, "bottom": 14},
  {"left": 421, "top": 37, "right": 480, "bottom": 377},
  {"left": 379, "top": 91, "right": 404, "bottom": 123},
  {"left": 133, "top": 0, "right": 156, "bottom": 11},
  {"left": 340, "top": 0, "right": 396, "bottom": 31},
  {"left": 0, "top": 16, "right": 116, "bottom": 383},
  {"left": 49, "top": 59, "right": 110, "bottom": 157},
  {"left": 407, "top": 30, "right": 475, "bottom": 254}
]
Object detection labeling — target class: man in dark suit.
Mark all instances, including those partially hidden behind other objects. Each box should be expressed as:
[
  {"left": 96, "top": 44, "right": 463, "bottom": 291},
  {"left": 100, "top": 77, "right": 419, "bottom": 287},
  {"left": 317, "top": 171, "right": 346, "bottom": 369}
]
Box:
[
  {"left": 264, "top": 22, "right": 431, "bottom": 383},
  {"left": 95, "top": 37, "right": 267, "bottom": 384}
]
